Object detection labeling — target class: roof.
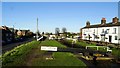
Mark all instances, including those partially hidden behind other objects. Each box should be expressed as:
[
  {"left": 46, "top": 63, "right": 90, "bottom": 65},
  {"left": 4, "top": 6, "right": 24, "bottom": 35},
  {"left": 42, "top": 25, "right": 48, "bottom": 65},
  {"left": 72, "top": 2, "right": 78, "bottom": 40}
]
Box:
[{"left": 82, "top": 22, "right": 120, "bottom": 29}]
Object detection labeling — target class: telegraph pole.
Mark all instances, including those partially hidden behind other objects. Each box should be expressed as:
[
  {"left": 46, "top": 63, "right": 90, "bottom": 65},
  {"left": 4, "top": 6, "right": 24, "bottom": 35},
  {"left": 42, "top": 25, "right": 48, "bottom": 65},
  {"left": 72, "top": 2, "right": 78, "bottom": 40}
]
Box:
[
  {"left": 13, "top": 23, "right": 15, "bottom": 37},
  {"left": 36, "top": 18, "right": 38, "bottom": 39},
  {"left": 12, "top": 23, "right": 14, "bottom": 32}
]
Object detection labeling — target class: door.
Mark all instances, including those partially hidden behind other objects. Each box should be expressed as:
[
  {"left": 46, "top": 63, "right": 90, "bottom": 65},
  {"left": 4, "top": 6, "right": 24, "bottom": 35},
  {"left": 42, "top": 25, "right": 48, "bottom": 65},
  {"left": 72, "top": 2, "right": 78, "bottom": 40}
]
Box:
[{"left": 109, "top": 36, "right": 112, "bottom": 43}]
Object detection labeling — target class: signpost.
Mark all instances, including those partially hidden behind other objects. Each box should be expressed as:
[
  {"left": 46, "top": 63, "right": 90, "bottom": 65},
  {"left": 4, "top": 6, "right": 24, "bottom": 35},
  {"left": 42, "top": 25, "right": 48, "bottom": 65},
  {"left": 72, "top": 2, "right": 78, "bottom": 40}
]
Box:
[{"left": 41, "top": 46, "right": 57, "bottom": 51}]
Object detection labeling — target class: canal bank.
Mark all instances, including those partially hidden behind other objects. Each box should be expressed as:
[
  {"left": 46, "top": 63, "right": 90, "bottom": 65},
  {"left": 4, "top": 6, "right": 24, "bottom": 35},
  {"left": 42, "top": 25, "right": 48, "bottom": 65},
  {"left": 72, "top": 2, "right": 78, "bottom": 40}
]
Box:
[{"left": 58, "top": 39, "right": 120, "bottom": 67}]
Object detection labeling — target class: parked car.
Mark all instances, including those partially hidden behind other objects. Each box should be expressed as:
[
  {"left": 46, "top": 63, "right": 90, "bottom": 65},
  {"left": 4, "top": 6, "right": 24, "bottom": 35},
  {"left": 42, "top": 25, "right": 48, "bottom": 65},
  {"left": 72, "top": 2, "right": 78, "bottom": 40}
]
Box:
[{"left": 58, "top": 37, "right": 62, "bottom": 40}]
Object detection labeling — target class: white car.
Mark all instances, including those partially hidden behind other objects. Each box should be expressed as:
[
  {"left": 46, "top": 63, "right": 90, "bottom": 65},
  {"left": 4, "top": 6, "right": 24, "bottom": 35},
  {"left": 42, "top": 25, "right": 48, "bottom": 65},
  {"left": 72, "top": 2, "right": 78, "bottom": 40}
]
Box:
[
  {"left": 66, "top": 38, "right": 72, "bottom": 40},
  {"left": 49, "top": 37, "right": 54, "bottom": 40}
]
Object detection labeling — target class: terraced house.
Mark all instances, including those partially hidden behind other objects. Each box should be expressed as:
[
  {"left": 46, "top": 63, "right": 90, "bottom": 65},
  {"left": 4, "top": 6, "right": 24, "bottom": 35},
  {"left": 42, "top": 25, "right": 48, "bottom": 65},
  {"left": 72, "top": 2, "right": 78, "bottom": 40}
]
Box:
[
  {"left": 0, "top": 26, "right": 15, "bottom": 44},
  {"left": 81, "top": 17, "right": 120, "bottom": 44}
]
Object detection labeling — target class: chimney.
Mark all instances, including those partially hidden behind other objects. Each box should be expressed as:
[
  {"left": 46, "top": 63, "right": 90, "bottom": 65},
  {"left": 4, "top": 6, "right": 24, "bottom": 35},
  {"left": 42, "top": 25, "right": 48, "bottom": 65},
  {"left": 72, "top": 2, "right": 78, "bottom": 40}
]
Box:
[
  {"left": 101, "top": 18, "right": 106, "bottom": 25},
  {"left": 86, "top": 21, "right": 90, "bottom": 27},
  {"left": 112, "top": 17, "right": 119, "bottom": 24}
]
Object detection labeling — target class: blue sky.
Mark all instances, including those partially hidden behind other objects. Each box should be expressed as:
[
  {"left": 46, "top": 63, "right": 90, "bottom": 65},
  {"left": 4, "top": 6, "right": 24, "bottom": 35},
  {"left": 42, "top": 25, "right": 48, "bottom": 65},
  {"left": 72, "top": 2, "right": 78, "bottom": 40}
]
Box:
[
  {"left": 2, "top": 2, "right": 118, "bottom": 33},
  {"left": 0, "top": 2, "right": 2, "bottom": 26},
  {"left": 2, "top": 0, "right": 120, "bottom": 2}
]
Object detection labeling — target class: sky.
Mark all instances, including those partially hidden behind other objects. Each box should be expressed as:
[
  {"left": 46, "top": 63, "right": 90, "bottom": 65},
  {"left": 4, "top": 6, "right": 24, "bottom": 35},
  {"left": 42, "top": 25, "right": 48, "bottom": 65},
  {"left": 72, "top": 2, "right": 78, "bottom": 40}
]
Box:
[
  {"left": 118, "top": 1, "right": 120, "bottom": 19},
  {"left": 2, "top": 0, "right": 120, "bottom": 2},
  {"left": 2, "top": 2, "right": 119, "bottom": 33},
  {"left": 0, "top": 2, "right": 1, "bottom": 26}
]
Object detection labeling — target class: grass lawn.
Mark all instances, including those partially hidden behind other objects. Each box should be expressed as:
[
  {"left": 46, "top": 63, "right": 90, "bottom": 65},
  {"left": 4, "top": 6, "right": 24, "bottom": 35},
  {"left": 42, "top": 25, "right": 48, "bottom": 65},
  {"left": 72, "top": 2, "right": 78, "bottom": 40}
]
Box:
[
  {"left": 40, "top": 40, "right": 66, "bottom": 48},
  {"left": 76, "top": 41, "right": 96, "bottom": 47},
  {"left": 65, "top": 40, "right": 96, "bottom": 47},
  {"left": 1, "top": 40, "right": 86, "bottom": 67},
  {"left": 32, "top": 52, "right": 86, "bottom": 66},
  {"left": 31, "top": 40, "right": 86, "bottom": 66},
  {"left": 111, "top": 48, "right": 120, "bottom": 57},
  {"left": 75, "top": 40, "right": 120, "bottom": 57}
]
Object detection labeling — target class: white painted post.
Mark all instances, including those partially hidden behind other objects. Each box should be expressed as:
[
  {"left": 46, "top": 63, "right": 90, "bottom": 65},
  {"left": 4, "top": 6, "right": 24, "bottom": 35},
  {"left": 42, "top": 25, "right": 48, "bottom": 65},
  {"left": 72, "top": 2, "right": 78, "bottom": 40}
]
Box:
[
  {"left": 97, "top": 46, "right": 98, "bottom": 50},
  {"left": 86, "top": 46, "right": 87, "bottom": 49}
]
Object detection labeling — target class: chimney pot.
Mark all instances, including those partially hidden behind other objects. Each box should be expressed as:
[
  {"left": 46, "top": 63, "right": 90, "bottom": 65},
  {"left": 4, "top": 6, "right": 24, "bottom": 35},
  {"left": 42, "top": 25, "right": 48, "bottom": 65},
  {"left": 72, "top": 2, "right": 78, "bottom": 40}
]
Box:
[
  {"left": 86, "top": 21, "right": 90, "bottom": 27},
  {"left": 101, "top": 18, "right": 106, "bottom": 25},
  {"left": 112, "top": 17, "right": 119, "bottom": 24}
]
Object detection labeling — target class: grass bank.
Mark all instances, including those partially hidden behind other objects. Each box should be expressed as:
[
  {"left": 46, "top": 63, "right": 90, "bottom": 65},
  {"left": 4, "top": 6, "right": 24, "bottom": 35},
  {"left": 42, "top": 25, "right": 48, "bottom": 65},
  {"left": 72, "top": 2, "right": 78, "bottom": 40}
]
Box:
[
  {"left": 31, "top": 40, "right": 86, "bottom": 66},
  {"left": 32, "top": 52, "right": 86, "bottom": 66},
  {"left": 1, "top": 40, "right": 86, "bottom": 66},
  {"left": 70, "top": 40, "right": 120, "bottom": 57},
  {"left": 1, "top": 40, "right": 40, "bottom": 66},
  {"left": 40, "top": 40, "right": 66, "bottom": 48}
]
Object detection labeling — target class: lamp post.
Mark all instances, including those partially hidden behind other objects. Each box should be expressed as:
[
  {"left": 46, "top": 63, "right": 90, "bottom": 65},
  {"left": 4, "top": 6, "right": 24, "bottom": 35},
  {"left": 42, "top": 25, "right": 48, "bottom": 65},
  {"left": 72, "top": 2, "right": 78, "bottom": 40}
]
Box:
[
  {"left": 12, "top": 24, "right": 15, "bottom": 40},
  {"left": 13, "top": 23, "right": 16, "bottom": 33},
  {"left": 36, "top": 18, "right": 38, "bottom": 39}
]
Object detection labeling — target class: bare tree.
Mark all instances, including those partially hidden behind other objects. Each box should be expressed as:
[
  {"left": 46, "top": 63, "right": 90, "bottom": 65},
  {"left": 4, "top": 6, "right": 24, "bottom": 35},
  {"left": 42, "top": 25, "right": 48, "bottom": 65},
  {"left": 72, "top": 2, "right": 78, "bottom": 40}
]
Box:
[
  {"left": 62, "top": 27, "right": 67, "bottom": 33},
  {"left": 62, "top": 27, "right": 67, "bottom": 37},
  {"left": 55, "top": 28, "right": 60, "bottom": 36}
]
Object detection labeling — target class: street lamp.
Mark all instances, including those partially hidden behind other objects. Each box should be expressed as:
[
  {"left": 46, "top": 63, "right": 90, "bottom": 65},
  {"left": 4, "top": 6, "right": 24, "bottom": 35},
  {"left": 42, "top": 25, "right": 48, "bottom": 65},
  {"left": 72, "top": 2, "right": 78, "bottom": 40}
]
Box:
[
  {"left": 13, "top": 22, "right": 16, "bottom": 39},
  {"left": 36, "top": 18, "right": 38, "bottom": 40},
  {"left": 13, "top": 22, "right": 16, "bottom": 33}
]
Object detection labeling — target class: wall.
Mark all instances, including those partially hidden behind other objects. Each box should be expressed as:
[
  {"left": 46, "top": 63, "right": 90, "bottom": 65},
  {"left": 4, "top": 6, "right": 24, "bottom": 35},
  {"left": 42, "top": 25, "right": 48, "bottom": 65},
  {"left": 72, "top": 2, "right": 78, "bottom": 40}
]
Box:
[
  {"left": 82, "top": 26, "right": 119, "bottom": 44},
  {"left": 118, "top": 26, "right": 120, "bottom": 44}
]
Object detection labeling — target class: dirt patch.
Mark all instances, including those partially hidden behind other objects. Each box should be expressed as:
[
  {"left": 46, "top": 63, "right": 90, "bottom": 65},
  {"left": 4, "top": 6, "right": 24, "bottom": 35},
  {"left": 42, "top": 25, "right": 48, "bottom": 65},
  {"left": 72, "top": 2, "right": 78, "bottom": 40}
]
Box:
[
  {"left": 25, "top": 48, "right": 40, "bottom": 66},
  {"left": 24, "top": 46, "right": 53, "bottom": 66},
  {"left": 43, "top": 52, "right": 53, "bottom": 59}
]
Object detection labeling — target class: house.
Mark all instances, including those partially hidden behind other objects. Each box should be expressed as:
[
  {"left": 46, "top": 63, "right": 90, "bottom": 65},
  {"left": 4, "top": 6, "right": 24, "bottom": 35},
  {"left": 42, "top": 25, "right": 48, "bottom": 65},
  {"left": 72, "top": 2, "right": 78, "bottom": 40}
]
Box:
[
  {"left": 49, "top": 34, "right": 56, "bottom": 40},
  {"left": 59, "top": 33, "right": 65, "bottom": 36},
  {"left": 9, "top": 28, "right": 14, "bottom": 33},
  {"left": 1, "top": 26, "right": 15, "bottom": 44},
  {"left": 22, "top": 30, "right": 30, "bottom": 36},
  {"left": 17, "top": 29, "right": 30, "bottom": 37},
  {"left": 81, "top": 17, "right": 120, "bottom": 44},
  {"left": 17, "top": 30, "right": 22, "bottom": 36}
]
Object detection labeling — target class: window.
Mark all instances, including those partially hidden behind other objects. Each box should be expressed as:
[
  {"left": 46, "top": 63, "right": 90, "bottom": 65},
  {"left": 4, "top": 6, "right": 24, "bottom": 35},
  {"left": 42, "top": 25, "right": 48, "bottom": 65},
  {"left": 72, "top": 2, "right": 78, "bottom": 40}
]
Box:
[
  {"left": 102, "top": 29, "right": 104, "bottom": 33},
  {"left": 93, "top": 29, "right": 95, "bottom": 33},
  {"left": 105, "top": 29, "right": 109, "bottom": 34},
  {"left": 115, "top": 36, "right": 117, "bottom": 40},
  {"left": 6, "top": 34, "right": 8, "bottom": 36},
  {"left": 95, "top": 35, "right": 99, "bottom": 39},
  {"left": 113, "top": 28, "right": 116, "bottom": 34},
  {"left": 84, "top": 30, "right": 85, "bottom": 34},
  {"left": 10, "top": 34, "right": 12, "bottom": 36}
]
